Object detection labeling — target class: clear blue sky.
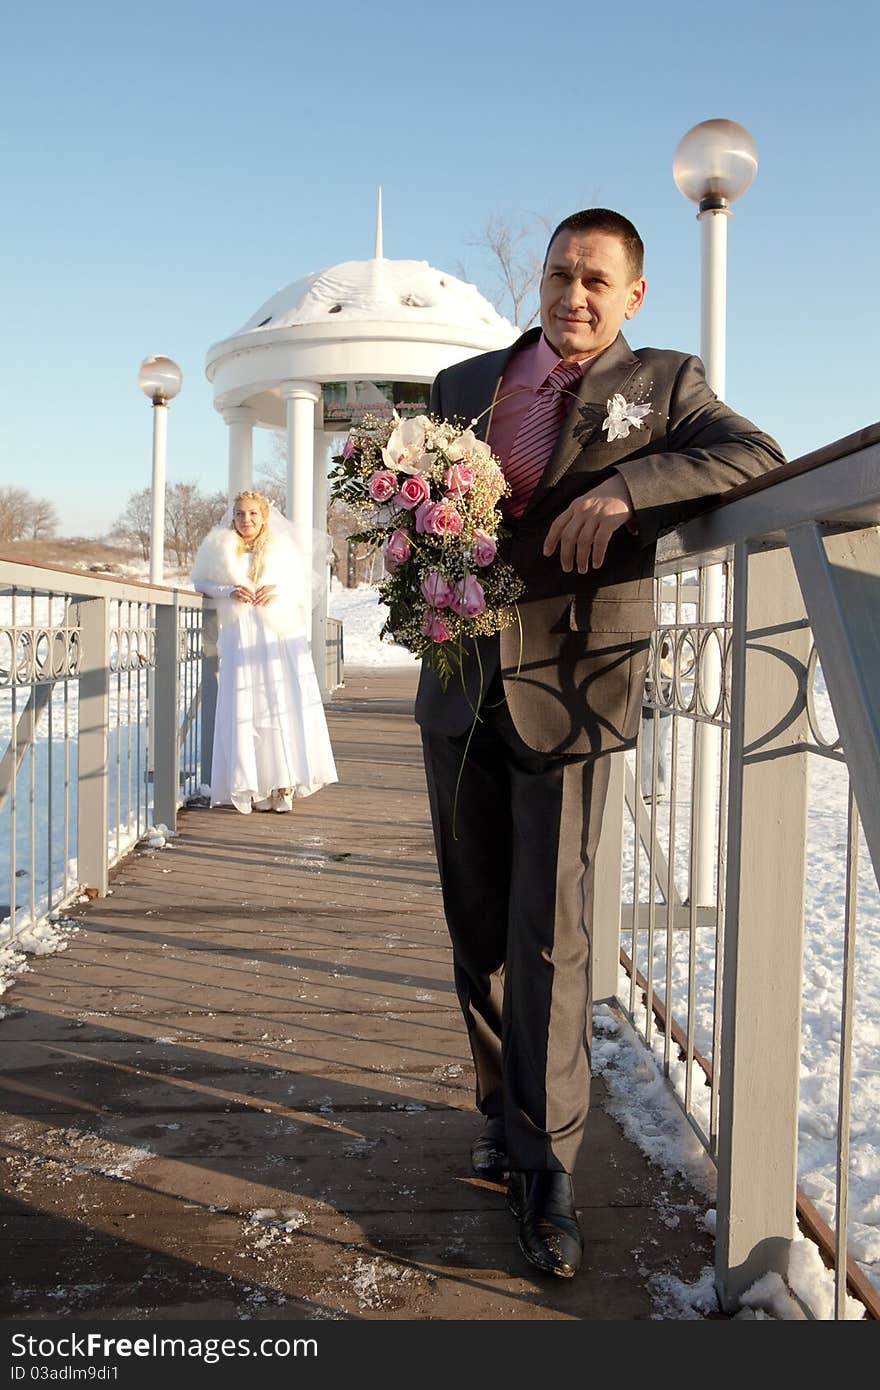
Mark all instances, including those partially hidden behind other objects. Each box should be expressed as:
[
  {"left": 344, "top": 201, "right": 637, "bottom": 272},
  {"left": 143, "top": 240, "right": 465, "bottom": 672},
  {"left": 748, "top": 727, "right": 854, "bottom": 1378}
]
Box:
[{"left": 2, "top": 0, "right": 877, "bottom": 536}]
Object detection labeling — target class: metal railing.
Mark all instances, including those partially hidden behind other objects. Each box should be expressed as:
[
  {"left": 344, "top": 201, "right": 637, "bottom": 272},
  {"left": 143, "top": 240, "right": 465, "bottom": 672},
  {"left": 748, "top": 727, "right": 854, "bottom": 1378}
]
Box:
[
  {"left": 326, "top": 615, "right": 344, "bottom": 693},
  {"left": 593, "top": 422, "right": 880, "bottom": 1319},
  {"left": 0, "top": 564, "right": 205, "bottom": 939}
]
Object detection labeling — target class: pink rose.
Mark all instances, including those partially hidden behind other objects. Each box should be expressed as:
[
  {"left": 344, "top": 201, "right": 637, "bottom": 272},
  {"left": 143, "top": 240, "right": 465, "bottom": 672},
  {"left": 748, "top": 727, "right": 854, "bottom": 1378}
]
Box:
[
  {"left": 421, "top": 609, "right": 451, "bottom": 643},
  {"left": 368, "top": 469, "right": 398, "bottom": 502},
  {"left": 420, "top": 572, "right": 455, "bottom": 608},
  {"left": 414, "top": 500, "right": 436, "bottom": 535},
  {"left": 395, "top": 473, "right": 431, "bottom": 510},
  {"left": 449, "top": 574, "right": 486, "bottom": 618},
  {"left": 443, "top": 463, "right": 475, "bottom": 496},
  {"left": 384, "top": 527, "right": 411, "bottom": 564},
  {"left": 423, "top": 500, "right": 463, "bottom": 537},
  {"left": 470, "top": 529, "right": 497, "bottom": 567},
  {"left": 342, "top": 434, "right": 356, "bottom": 460}
]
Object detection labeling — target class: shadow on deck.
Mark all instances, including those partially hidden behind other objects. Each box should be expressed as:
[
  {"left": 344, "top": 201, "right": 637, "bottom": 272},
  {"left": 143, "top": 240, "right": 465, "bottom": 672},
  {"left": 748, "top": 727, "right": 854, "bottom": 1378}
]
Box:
[{"left": 0, "top": 669, "right": 718, "bottom": 1322}]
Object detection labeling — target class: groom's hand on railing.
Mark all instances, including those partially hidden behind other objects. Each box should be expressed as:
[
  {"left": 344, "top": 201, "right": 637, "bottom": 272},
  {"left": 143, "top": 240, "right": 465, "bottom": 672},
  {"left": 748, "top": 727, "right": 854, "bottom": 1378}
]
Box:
[{"left": 543, "top": 473, "right": 635, "bottom": 573}]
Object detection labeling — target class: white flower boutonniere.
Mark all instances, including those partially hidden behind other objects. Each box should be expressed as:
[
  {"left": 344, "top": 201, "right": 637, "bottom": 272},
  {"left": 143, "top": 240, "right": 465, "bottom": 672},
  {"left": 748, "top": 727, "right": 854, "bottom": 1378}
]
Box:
[{"left": 603, "top": 393, "right": 652, "bottom": 442}]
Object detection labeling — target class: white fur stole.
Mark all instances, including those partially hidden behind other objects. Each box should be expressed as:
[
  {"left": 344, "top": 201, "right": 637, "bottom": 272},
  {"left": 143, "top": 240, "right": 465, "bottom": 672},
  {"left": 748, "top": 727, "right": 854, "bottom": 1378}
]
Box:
[{"left": 190, "top": 525, "right": 308, "bottom": 636}]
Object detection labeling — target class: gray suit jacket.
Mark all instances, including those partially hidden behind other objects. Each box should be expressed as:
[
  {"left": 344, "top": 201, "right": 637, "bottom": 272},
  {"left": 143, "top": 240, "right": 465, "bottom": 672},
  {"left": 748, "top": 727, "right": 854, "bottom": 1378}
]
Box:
[{"left": 414, "top": 328, "right": 785, "bottom": 755}]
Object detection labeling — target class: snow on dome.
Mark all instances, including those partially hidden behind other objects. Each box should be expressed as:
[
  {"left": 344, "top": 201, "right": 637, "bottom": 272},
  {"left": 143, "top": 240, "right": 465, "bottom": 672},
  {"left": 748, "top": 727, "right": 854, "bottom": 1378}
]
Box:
[{"left": 236, "top": 258, "right": 515, "bottom": 337}]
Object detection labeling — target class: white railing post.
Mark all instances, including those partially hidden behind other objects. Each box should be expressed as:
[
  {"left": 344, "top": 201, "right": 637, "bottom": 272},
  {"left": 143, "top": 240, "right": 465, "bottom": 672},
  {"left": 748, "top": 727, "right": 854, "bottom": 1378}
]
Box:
[
  {"left": 76, "top": 596, "right": 110, "bottom": 896},
  {"left": 592, "top": 749, "right": 625, "bottom": 1001},
  {"left": 324, "top": 616, "right": 344, "bottom": 692},
  {"left": 153, "top": 596, "right": 180, "bottom": 831},
  {"left": 313, "top": 417, "right": 330, "bottom": 698},
  {"left": 200, "top": 606, "right": 218, "bottom": 789},
  {"left": 715, "top": 543, "right": 811, "bottom": 1310}
]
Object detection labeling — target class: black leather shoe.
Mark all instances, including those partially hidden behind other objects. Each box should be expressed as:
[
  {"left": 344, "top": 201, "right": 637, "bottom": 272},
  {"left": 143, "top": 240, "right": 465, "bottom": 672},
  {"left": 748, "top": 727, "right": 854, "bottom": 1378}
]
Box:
[
  {"left": 508, "top": 1170, "right": 583, "bottom": 1278},
  {"left": 470, "top": 1116, "right": 509, "bottom": 1180}
]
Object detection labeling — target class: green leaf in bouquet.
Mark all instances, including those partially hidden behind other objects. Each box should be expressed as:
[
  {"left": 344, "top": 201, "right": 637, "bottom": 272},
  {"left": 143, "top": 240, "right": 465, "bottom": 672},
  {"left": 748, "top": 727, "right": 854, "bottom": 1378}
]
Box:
[
  {"left": 348, "top": 526, "right": 387, "bottom": 546},
  {"left": 429, "top": 644, "right": 455, "bottom": 692}
]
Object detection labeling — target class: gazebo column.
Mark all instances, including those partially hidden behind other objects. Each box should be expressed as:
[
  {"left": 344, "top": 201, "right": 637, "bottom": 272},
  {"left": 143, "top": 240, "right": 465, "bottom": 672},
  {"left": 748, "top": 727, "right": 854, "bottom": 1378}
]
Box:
[
  {"left": 222, "top": 406, "right": 256, "bottom": 502},
  {"left": 313, "top": 420, "right": 332, "bottom": 696},
  {"left": 281, "top": 380, "right": 321, "bottom": 634}
]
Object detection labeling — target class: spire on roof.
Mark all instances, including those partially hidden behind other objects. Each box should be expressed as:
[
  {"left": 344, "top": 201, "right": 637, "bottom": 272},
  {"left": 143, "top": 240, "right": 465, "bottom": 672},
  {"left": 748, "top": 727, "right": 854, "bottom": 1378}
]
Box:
[{"left": 374, "top": 186, "right": 383, "bottom": 260}]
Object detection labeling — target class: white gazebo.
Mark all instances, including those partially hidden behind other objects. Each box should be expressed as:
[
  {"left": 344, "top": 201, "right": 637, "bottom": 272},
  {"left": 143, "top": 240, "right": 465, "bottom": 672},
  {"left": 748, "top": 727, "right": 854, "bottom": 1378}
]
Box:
[{"left": 204, "top": 196, "right": 518, "bottom": 673}]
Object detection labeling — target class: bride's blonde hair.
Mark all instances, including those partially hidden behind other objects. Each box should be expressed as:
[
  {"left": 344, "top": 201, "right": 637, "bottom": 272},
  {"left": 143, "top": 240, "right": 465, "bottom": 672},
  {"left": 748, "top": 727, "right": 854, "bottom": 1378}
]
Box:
[{"left": 232, "top": 490, "right": 270, "bottom": 586}]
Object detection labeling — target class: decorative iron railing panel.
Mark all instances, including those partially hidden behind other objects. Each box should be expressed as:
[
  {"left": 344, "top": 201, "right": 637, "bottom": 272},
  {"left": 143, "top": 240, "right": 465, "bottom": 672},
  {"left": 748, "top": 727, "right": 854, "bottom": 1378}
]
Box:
[{"left": 1, "top": 586, "right": 78, "bottom": 937}]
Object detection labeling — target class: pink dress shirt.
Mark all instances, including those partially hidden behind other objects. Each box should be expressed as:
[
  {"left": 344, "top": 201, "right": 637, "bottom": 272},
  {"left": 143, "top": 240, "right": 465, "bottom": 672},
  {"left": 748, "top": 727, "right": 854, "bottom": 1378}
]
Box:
[{"left": 487, "top": 333, "right": 596, "bottom": 470}]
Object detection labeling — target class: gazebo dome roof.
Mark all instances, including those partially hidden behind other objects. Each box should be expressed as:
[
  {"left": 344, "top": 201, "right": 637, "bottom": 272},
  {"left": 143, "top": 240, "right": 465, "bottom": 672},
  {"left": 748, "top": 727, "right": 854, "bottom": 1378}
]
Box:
[
  {"left": 236, "top": 256, "right": 514, "bottom": 338},
  {"left": 206, "top": 197, "right": 519, "bottom": 425}
]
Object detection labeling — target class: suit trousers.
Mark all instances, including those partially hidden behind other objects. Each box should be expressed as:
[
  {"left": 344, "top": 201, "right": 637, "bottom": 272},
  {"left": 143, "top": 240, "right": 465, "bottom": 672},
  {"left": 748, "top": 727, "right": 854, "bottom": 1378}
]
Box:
[{"left": 421, "top": 672, "right": 612, "bottom": 1174}]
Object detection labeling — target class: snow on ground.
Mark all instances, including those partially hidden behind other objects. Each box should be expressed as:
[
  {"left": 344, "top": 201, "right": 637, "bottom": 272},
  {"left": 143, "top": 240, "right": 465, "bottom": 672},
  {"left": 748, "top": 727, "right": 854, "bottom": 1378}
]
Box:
[{"left": 328, "top": 576, "right": 419, "bottom": 669}]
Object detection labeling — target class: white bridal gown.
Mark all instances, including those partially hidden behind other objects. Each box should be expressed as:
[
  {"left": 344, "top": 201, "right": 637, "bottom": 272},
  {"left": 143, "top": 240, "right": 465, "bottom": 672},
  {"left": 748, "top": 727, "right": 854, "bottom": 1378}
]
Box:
[{"left": 197, "top": 555, "right": 337, "bottom": 813}]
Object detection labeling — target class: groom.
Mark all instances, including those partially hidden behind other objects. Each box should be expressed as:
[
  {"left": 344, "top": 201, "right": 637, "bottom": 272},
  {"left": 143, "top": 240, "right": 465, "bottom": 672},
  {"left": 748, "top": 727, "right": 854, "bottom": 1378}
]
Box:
[{"left": 416, "top": 208, "right": 784, "bottom": 1277}]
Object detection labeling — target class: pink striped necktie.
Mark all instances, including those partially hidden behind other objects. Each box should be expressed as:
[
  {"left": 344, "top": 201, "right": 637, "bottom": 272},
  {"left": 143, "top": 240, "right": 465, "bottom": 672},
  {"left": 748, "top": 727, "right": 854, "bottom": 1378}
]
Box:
[{"left": 503, "top": 359, "right": 584, "bottom": 518}]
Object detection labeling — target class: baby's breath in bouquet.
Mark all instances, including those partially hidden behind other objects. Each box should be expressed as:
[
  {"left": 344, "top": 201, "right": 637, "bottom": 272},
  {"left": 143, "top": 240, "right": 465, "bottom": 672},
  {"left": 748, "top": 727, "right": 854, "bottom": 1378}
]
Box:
[{"left": 329, "top": 412, "right": 525, "bottom": 689}]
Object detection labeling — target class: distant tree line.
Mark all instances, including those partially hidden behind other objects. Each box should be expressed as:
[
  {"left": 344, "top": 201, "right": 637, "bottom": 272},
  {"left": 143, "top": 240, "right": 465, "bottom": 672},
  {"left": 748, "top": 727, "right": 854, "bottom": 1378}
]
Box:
[{"left": 0, "top": 486, "right": 59, "bottom": 542}]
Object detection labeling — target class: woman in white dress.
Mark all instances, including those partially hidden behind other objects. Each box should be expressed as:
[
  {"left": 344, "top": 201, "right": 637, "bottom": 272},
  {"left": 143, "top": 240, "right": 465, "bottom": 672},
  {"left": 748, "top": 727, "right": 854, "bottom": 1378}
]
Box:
[{"left": 191, "top": 490, "right": 338, "bottom": 813}]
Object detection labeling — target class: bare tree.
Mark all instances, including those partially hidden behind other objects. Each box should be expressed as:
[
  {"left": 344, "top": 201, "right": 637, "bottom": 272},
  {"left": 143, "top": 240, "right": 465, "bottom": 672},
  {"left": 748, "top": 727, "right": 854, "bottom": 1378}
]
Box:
[
  {"left": 112, "top": 482, "right": 225, "bottom": 567},
  {"left": 165, "top": 481, "right": 226, "bottom": 567},
  {"left": 111, "top": 487, "right": 152, "bottom": 560},
  {"left": 26, "top": 497, "right": 59, "bottom": 540},
  {"left": 197, "top": 489, "right": 228, "bottom": 542},
  {"left": 470, "top": 212, "right": 551, "bottom": 328},
  {"left": 164, "top": 482, "right": 198, "bottom": 568},
  {"left": 0, "top": 487, "right": 58, "bottom": 543}
]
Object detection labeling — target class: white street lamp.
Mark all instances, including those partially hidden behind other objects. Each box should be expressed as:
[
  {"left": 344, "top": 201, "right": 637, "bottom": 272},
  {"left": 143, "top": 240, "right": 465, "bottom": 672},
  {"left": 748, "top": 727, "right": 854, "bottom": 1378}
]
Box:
[
  {"left": 138, "top": 355, "right": 183, "bottom": 584},
  {"left": 673, "top": 119, "right": 757, "bottom": 907},
  {"left": 673, "top": 119, "right": 757, "bottom": 396}
]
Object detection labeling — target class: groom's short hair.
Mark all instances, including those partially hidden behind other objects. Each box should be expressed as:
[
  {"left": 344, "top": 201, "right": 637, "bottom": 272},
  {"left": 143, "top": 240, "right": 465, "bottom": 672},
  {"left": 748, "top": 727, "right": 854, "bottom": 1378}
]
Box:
[{"left": 544, "top": 209, "right": 644, "bottom": 279}]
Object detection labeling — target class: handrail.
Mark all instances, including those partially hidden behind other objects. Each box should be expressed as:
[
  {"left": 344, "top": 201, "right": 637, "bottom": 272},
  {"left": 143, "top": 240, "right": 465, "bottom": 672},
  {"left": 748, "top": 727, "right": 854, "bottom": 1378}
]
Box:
[
  {"left": 655, "top": 433, "right": 880, "bottom": 573},
  {"left": 717, "top": 420, "right": 880, "bottom": 504},
  {"left": 0, "top": 555, "right": 201, "bottom": 604}
]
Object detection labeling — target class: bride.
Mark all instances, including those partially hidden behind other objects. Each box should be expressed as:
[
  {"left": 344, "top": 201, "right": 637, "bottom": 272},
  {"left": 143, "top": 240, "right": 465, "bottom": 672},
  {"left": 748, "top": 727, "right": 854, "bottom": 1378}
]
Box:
[{"left": 191, "top": 490, "right": 338, "bottom": 813}]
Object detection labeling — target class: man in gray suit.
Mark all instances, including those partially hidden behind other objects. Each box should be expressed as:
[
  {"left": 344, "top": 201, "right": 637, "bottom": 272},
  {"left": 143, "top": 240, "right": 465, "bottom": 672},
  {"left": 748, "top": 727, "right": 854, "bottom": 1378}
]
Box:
[{"left": 416, "top": 208, "right": 784, "bottom": 1278}]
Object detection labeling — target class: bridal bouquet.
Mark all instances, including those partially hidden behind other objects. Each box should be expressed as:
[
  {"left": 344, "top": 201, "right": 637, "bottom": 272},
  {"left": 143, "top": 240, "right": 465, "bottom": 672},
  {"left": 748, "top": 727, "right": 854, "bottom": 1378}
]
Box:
[{"left": 329, "top": 412, "right": 525, "bottom": 687}]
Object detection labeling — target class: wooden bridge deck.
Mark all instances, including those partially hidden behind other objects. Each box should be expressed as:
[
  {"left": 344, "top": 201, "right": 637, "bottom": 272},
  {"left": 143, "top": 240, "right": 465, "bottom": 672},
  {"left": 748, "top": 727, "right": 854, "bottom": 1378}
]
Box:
[{"left": 0, "top": 668, "right": 718, "bottom": 1322}]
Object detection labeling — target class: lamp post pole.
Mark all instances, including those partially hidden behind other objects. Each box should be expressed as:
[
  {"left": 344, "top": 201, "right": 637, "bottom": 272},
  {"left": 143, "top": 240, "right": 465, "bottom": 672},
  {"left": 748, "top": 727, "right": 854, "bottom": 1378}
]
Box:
[
  {"left": 138, "top": 355, "right": 183, "bottom": 586},
  {"left": 137, "top": 355, "right": 183, "bottom": 806},
  {"left": 673, "top": 120, "right": 757, "bottom": 907},
  {"left": 700, "top": 197, "right": 729, "bottom": 397},
  {"left": 694, "top": 198, "right": 729, "bottom": 908},
  {"left": 148, "top": 399, "right": 169, "bottom": 585}
]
